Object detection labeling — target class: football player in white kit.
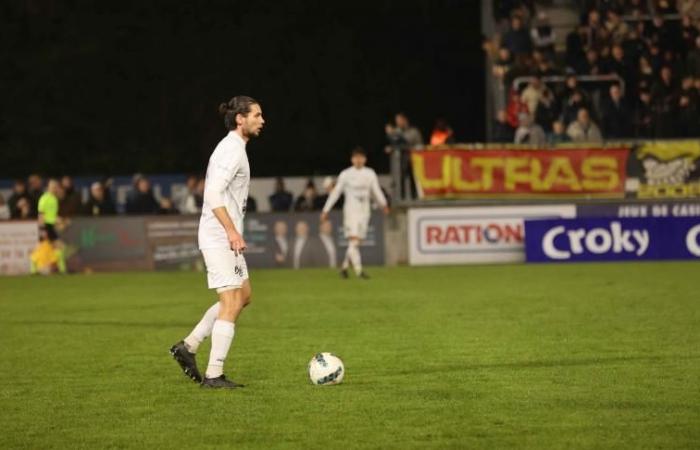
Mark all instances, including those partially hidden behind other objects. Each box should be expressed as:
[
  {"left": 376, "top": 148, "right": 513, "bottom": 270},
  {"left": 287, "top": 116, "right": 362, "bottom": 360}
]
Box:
[
  {"left": 170, "top": 96, "right": 264, "bottom": 389},
  {"left": 321, "top": 147, "right": 389, "bottom": 279}
]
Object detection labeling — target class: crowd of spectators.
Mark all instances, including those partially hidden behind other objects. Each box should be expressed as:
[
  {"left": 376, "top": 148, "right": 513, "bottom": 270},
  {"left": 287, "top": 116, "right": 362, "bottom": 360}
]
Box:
[
  {"left": 486, "top": 0, "right": 700, "bottom": 144},
  {"left": 0, "top": 173, "right": 386, "bottom": 222},
  {"left": 1, "top": 174, "right": 183, "bottom": 220}
]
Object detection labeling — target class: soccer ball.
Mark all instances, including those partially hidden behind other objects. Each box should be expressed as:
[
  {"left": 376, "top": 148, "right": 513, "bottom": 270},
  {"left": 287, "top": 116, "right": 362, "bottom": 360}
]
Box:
[{"left": 308, "top": 352, "right": 345, "bottom": 385}]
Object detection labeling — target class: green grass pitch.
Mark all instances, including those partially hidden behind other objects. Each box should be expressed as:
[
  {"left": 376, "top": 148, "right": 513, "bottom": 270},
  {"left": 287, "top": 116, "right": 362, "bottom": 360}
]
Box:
[{"left": 1, "top": 263, "right": 699, "bottom": 449}]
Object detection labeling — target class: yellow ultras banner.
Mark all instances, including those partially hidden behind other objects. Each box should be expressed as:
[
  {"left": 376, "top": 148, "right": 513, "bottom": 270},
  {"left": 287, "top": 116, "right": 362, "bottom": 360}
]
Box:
[{"left": 410, "top": 147, "right": 629, "bottom": 199}]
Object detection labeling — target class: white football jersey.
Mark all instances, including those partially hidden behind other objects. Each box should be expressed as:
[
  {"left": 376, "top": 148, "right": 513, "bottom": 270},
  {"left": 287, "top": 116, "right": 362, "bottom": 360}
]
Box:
[
  {"left": 198, "top": 131, "right": 250, "bottom": 250},
  {"left": 323, "top": 166, "right": 387, "bottom": 217}
]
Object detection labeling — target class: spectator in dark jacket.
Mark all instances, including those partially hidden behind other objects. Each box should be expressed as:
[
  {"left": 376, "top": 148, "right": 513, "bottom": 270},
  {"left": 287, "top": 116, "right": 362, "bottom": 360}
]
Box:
[
  {"left": 676, "top": 76, "right": 700, "bottom": 136},
  {"left": 493, "top": 109, "right": 516, "bottom": 143},
  {"left": 687, "top": 36, "right": 700, "bottom": 76},
  {"left": 59, "top": 176, "right": 82, "bottom": 217},
  {"left": 126, "top": 177, "right": 159, "bottom": 215},
  {"left": 269, "top": 177, "right": 293, "bottom": 212},
  {"left": 294, "top": 180, "right": 317, "bottom": 212},
  {"left": 26, "top": 174, "right": 43, "bottom": 218},
  {"left": 8, "top": 180, "right": 31, "bottom": 219},
  {"left": 502, "top": 16, "right": 533, "bottom": 57},
  {"left": 548, "top": 120, "right": 571, "bottom": 145},
  {"left": 633, "top": 89, "right": 655, "bottom": 138},
  {"left": 652, "top": 66, "right": 678, "bottom": 137},
  {"left": 83, "top": 182, "right": 116, "bottom": 216},
  {"left": 601, "top": 84, "right": 632, "bottom": 138},
  {"left": 534, "top": 88, "right": 560, "bottom": 133}
]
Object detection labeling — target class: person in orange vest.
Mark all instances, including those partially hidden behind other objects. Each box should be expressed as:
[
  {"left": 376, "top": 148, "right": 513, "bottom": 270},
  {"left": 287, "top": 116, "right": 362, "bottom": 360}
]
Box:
[{"left": 429, "top": 118, "right": 454, "bottom": 145}]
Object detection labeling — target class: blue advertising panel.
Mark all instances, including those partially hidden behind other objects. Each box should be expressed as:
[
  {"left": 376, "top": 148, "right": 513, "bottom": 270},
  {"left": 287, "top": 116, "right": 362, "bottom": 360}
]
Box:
[
  {"left": 577, "top": 201, "right": 700, "bottom": 218},
  {"left": 525, "top": 217, "right": 700, "bottom": 262}
]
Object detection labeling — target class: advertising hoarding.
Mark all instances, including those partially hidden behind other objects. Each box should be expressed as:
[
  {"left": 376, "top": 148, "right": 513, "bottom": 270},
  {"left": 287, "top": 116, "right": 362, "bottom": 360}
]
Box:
[
  {"left": 525, "top": 217, "right": 700, "bottom": 262},
  {"left": 408, "top": 205, "right": 576, "bottom": 265}
]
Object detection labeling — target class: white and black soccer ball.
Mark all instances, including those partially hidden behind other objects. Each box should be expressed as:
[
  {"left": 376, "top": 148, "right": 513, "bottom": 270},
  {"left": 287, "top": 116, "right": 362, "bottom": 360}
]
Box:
[{"left": 308, "top": 352, "right": 345, "bottom": 385}]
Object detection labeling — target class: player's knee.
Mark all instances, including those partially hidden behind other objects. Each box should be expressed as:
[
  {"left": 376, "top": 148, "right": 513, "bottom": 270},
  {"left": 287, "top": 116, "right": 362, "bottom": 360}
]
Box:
[{"left": 243, "top": 292, "right": 252, "bottom": 306}]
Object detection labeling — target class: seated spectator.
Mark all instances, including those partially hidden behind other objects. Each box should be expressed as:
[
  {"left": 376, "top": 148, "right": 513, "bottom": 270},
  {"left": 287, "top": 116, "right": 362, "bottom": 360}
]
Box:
[
  {"left": 246, "top": 196, "right": 257, "bottom": 213},
  {"left": 514, "top": 112, "right": 547, "bottom": 145},
  {"left": 652, "top": 66, "right": 678, "bottom": 137},
  {"left": 8, "top": 179, "right": 30, "bottom": 219},
  {"left": 13, "top": 197, "right": 33, "bottom": 220},
  {"left": 676, "top": 75, "right": 700, "bottom": 136},
  {"left": 600, "top": 83, "right": 632, "bottom": 138},
  {"left": 687, "top": 36, "right": 700, "bottom": 77},
  {"left": 492, "top": 47, "right": 514, "bottom": 82},
  {"left": 566, "top": 24, "right": 589, "bottom": 70},
  {"left": 269, "top": 177, "right": 293, "bottom": 212},
  {"left": 604, "top": 9, "right": 629, "bottom": 43},
  {"left": 429, "top": 118, "right": 455, "bottom": 145},
  {"left": 534, "top": 87, "right": 560, "bottom": 133},
  {"left": 535, "top": 55, "right": 559, "bottom": 77},
  {"left": 623, "top": 29, "right": 647, "bottom": 70},
  {"left": 502, "top": 15, "right": 533, "bottom": 57},
  {"left": 548, "top": 120, "right": 571, "bottom": 145},
  {"left": 294, "top": 180, "right": 317, "bottom": 212},
  {"left": 26, "top": 174, "right": 43, "bottom": 218},
  {"left": 567, "top": 108, "right": 603, "bottom": 142},
  {"left": 126, "top": 177, "right": 159, "bottom": 215},
  {"left": 506, "top": 87, "right": 529, "bottom": 127},
  {"left": 0, "top": 193, "right": 9, "bottom": 220},
  {"left": 580, "top": 48, "right": 602, "bottom": 75},
  {"left": 681, "top": 14, "right": 698, "bottom": 54},
  {"left": 521, "top": 76, "right": 545, "bottom": 115},
  {"left": 633, "top": 89, "right": 655, "bottom": 138},
  {"left": 561, "top": 90, "right": 590, "bottom": 125},
  {"left": 84, "top": 182, "right": 116, "bottom": 216},
  {"left": 493, "top": 109, "right": 516, "bottom": 142},
  {"left": 636, "top": 55, "right": 656, "bottom": 93},
  {"left": 59, "top": 176, "right": 82, "bottom": 217},
  {"left": 604, "top": 44, "right": 633, "bottom": 87},
  {"left": 194, "top": 178, "right": 205, "bottom": 210},
  {"left": 531, "top": 12, "right": 556, "bottom": 57},
  {"left": 175, "top": 175, "right": 200, "bottom": 214}
]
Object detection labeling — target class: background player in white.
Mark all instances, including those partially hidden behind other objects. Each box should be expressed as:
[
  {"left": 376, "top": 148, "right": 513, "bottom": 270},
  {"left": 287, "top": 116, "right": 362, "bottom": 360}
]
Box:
[
  {"left": 170, "top": 96, "right": 264, "bottom": 389},
  {"left": 321, "top": 147, "right": 389, "bottom": 279}
]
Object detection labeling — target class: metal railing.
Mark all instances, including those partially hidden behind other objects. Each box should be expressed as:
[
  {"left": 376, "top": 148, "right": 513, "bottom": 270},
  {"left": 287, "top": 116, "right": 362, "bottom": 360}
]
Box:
[{"left": 512, "top": 74, "right": 625, "bottom": 95}]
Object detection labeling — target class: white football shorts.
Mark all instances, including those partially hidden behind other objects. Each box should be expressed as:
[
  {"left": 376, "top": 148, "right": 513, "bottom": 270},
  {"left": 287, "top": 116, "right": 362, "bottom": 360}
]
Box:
[
  {"left": 343, "top": 214, "right": 370, "bottom": 240},
  {"left": 201, "top": 248, "right": 249, "bottom": 290}
]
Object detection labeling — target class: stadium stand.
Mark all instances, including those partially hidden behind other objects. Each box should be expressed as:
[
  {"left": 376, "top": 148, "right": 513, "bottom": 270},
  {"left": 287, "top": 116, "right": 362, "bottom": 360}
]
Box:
[{"left": 484, "top": 0, "right": 700, "bottom": 142}]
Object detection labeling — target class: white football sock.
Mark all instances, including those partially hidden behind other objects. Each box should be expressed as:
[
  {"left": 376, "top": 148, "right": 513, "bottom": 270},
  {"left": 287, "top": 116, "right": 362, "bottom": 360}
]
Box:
[
  {"left": 341, "top": 247, "right": 350, "bottom": 270},
  {"left": 348, "top": 241, "right": 362, "bottom": 275},
  {"left": 183, "top": 302, "right": 220, "bottom": 353},
  {"left": 206, "top": 319, "right": 235, "bottom": 379}
]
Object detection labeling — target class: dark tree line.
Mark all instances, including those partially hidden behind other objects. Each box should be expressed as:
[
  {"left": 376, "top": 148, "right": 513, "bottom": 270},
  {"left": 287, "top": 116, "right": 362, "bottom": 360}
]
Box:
[{"left": 1, "top": 0, "right": 484, "bottom": 178}]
